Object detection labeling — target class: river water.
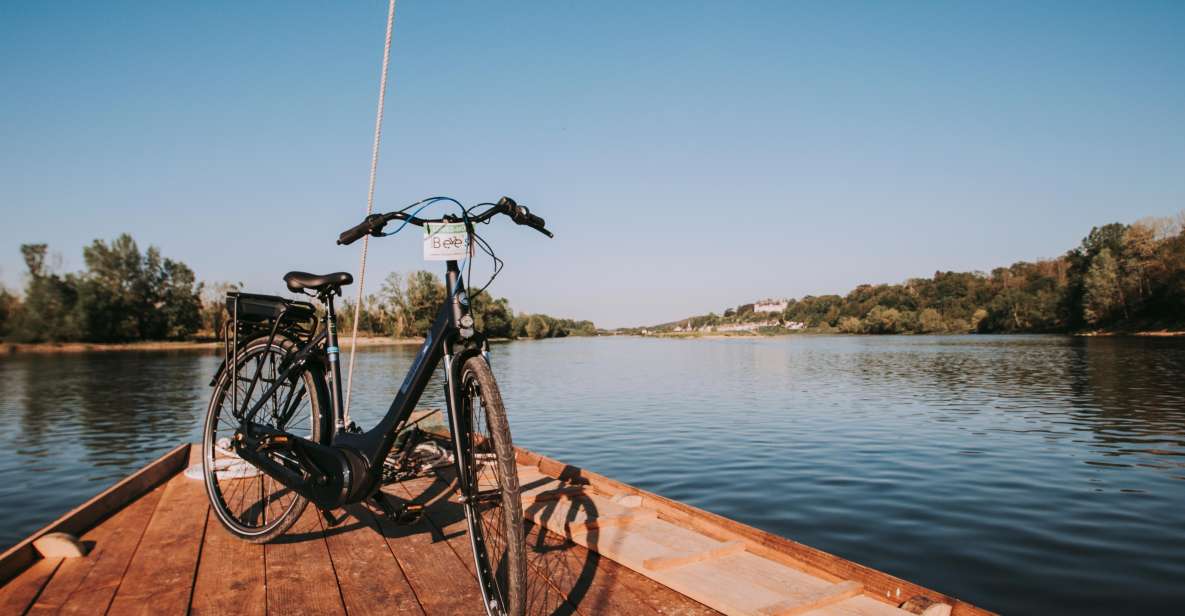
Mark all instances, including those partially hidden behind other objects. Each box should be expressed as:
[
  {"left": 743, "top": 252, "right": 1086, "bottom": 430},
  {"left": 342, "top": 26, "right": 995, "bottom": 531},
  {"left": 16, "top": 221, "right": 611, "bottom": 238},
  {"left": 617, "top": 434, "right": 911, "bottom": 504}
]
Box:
[{"left": 1, "top": 335, "right": 1182, "bottom": 614}]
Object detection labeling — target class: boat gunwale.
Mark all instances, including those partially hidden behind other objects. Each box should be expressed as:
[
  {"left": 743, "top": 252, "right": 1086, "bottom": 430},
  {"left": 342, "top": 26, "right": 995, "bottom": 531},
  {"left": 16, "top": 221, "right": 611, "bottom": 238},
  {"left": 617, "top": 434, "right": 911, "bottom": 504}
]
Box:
[
  {"left": 514, "top": 446, "right": 996, "bottom": 616},
  {"left": 0, "top": 443, "right": 190, "bottom": 585}
]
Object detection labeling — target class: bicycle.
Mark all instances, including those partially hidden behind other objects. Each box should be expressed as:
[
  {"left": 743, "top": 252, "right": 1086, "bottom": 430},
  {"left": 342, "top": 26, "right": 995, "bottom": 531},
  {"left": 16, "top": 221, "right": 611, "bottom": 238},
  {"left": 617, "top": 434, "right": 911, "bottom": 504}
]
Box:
[{"left": 201, "top": 196, "right": 552, "bottom": 616}]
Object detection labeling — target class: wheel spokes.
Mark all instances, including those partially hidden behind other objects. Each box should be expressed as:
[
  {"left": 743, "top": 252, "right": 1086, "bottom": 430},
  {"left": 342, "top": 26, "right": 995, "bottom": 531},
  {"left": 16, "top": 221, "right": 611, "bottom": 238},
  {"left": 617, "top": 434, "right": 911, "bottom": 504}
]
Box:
[{"left": 209, "top": 345, "right": 315, "bottom": 533}]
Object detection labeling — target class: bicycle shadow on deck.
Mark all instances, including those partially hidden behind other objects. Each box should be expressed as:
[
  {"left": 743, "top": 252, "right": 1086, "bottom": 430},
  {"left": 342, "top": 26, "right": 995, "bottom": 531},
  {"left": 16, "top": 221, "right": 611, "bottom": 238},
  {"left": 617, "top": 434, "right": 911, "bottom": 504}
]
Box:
[
  {"left": 409, "top": 468, "right": 607, "bottom": 616},
  {"left": 518, "top": 462, "right": 635, "bottom": 616},
  {"left": 273, "top": 463, "right": 628, "bottom": 616}
]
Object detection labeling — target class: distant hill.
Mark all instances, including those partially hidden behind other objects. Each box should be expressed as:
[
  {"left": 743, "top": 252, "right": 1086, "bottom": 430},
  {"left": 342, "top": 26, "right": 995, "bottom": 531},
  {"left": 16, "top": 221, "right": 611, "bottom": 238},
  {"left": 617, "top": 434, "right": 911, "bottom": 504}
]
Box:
[{"left": 634, "top": 215, "right": 1185, "bottom": 335}]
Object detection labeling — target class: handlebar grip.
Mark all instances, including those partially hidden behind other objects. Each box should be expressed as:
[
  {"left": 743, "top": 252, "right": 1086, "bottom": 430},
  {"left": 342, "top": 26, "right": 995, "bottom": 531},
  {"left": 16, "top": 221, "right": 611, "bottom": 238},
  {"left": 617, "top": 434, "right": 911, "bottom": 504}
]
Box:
[
  {"left": 500, "top": 198, "right": 552, "bottom": 237},
  {"left": 519, "top": 210, "right": 546, "bottom": 230},
  {"left": 337, "top": 214, "right": 385, "bottom": 245}
]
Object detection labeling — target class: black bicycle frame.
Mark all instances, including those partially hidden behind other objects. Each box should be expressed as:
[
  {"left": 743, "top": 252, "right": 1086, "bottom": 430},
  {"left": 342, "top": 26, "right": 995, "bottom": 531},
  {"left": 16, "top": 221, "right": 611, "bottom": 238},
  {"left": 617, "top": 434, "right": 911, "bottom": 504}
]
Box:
[{"left": 232, "top": 259, "right": 488, "bottom": 509}]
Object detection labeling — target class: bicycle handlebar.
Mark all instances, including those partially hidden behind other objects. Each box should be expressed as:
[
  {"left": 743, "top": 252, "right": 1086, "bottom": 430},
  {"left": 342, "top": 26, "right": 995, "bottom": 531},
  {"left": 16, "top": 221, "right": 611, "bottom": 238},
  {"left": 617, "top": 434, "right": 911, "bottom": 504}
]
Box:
[
  {"left": 336, "top": 196, "right": 552, "bottom": 245},
  {"left": 337, "top": 214, "right": 387, "bottom": 245}
]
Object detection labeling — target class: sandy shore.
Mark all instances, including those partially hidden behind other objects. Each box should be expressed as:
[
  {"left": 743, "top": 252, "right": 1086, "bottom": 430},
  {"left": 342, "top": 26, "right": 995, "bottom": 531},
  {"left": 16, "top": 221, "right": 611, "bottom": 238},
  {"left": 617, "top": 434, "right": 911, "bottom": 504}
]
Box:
[
  {"left": 1078, "top": 329, "right": 1185, "bottom": 337},
  {"left": 0, "top": 336, "right": 426, "bottom": 355}
]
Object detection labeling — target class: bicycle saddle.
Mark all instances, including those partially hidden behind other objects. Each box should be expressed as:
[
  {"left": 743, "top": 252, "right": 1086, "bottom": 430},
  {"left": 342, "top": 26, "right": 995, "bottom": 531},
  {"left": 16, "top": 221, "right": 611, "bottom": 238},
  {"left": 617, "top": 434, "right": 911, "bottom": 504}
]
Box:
[{"left": 283, "top": 271, "right": 353, "bottom": 293}]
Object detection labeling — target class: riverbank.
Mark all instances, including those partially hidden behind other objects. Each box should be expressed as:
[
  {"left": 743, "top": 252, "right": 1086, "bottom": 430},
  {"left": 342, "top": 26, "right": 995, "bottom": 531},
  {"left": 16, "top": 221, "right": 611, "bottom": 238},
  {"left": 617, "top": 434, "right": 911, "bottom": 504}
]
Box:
[
  {"left": 1079, "top": 329, "right": 1185, "bottom": 337},
  {"left": 640, "top": 328, "right": 1185, "bottom": 340},
  {"left": 0, "top": 336, "right": 426, "bottom": 355}
]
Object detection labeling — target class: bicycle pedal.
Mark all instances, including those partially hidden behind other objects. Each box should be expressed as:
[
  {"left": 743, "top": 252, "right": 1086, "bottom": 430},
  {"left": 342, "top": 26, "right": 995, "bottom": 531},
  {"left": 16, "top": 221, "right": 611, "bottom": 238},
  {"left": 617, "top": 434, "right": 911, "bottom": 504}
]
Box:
[{"left": 393, "top": 503, "right": 424, "bottom": 526}]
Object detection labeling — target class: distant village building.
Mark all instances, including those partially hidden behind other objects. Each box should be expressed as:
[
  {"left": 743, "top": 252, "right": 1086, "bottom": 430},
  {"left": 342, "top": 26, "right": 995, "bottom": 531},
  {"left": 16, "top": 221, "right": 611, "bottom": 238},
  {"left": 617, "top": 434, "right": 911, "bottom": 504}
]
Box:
[
  {"left": 754, "top": 299, "right": 788, "bottom": 313},
  {"left": 712, "top": 320, "right": 783, "bottom": 333}
]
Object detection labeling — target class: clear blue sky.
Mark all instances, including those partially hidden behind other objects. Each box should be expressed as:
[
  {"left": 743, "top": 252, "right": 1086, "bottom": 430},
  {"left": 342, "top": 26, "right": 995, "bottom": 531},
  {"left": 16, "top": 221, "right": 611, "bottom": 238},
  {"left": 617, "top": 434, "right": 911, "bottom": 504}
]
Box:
[{"left": 2, "top": 1, "right": 1183, "bottom": 328}]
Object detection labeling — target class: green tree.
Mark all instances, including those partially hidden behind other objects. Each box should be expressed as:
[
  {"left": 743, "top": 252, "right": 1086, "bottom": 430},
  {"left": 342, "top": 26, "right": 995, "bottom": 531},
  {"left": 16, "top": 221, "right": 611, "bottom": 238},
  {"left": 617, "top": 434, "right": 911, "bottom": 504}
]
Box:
[
  {"left": 918, "top": 308, "right": 944, "bottom": 333},
  {"left": 0, "top": 286, "right": 18, "bottom": 338},
  {"left": 12, "top": 244, "right": 83, "bottom": 342},
  {"left": 404, "top": 271, "right": 446, "bottom": 334},
  {"left": 525, "top": 315, "right": 550, "bottom": 339},
  {"left": 838, "top": 316, "right": 862, "bottom": 333},
  {"left": 376, "top": 271, "right": 446, "bottom": 337},
  {"left": 12, "top": 236, "right": 203, "bottom": 342},
  {"left": 969, "top": 308, "right": 988, "bottom": 331},
  {"left": 511, "top": 314, "right": 529, "bottom": 338},
  {"left": 74, "top": 235, "right": 203, "bottom": 341},
  {"left": 200, "top": 281, "right": 241, "bottom": 335},
  {"left": 378, "top": 273, "right": 411, "bottom": 336},
  {"left": 1083, "top": 248, "right": 1124, "bottom": 325},
  {"left": 158, "top": 259, "right": 203, "bottom": 338},
  {"left": 338, "top": 294, "right": 387, "bottom": 338},
  {"left": 472, "top": 293, "right": 514, "bottom": 338},
  {"left": 862, "top": 306, "right": 903, "bottom": 334},
  {"left": 1121, "top": 222, "right": 1156, "bottom": 308}
]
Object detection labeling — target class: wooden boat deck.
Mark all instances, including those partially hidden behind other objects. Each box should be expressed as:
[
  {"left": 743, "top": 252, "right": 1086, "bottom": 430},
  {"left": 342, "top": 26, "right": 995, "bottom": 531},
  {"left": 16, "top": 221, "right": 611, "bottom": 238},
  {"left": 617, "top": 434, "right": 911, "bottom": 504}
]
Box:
[{"left": 0, "top": 442, "right": 992, "bottom": 616}]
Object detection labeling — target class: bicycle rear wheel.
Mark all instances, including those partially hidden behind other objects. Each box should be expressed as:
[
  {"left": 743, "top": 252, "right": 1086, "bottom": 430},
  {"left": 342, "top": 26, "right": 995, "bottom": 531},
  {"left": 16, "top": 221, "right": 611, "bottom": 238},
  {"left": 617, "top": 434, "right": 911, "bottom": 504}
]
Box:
[
  {"left": 203, "top": 336, "right": 326, "bottom": 543},
  {"left": 457, "top": 355, "right": 526, "bottom": 616}
]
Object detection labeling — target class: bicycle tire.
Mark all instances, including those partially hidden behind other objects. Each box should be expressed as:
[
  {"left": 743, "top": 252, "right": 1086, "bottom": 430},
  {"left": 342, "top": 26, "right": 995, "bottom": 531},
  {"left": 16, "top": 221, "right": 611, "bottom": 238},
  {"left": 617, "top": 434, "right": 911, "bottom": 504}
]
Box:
[
  {"left": 457, "top": 355, "right": 527, "bottom": 616},
  {"left": 203, "top": 335, "right": 328, "bottom": 543}
]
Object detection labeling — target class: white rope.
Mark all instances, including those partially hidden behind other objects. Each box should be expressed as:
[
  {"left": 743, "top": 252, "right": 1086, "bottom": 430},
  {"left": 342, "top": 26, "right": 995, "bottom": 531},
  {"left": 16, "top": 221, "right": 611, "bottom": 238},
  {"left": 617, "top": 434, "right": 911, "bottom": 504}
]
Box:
[{"left": 344, "top": 0, "right": 398, "bottom": 427}]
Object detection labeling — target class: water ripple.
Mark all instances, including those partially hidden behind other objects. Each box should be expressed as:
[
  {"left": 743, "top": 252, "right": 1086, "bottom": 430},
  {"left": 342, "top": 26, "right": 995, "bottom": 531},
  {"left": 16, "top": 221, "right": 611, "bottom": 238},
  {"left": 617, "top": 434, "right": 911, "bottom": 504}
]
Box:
[{"left": 1, "top": 336, "right": 1184, "bottom": 614}]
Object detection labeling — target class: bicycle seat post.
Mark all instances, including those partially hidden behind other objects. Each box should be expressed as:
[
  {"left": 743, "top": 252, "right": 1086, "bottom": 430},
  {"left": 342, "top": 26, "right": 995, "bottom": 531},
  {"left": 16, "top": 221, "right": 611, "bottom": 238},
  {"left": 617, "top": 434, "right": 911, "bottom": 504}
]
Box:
[{"left": 319, "top": 288, "right": 346, "bottom": 432}]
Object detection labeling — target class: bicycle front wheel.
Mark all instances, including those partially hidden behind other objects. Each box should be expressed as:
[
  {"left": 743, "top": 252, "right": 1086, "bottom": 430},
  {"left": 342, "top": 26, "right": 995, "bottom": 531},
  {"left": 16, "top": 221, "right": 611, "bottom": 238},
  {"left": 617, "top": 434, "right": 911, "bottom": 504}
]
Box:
[{"left": 457, "top": 355, "right": 526, "bottom": 616}]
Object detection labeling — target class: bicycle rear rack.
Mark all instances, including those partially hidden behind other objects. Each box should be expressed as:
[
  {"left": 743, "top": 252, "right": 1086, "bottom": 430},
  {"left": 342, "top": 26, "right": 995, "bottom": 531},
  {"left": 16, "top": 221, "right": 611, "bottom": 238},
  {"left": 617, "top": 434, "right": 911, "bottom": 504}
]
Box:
[{"left": 222, "top": 292, "right": 318, "bottom": 418}]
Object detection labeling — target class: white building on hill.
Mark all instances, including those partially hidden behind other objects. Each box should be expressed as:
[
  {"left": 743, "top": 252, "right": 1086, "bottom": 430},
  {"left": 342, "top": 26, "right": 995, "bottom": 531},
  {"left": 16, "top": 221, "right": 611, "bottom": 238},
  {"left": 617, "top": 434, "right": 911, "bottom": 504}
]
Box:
[{"left": 754, "top": 299, "right": 788, "bottom": 313}]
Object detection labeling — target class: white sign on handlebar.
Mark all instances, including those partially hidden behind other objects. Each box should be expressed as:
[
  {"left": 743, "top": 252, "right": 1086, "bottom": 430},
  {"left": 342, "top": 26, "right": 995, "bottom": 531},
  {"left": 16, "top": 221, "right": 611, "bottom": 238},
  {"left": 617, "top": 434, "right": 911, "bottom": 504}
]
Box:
[{"left": 423, "top": 222, "right": 473, "bottom": 261}]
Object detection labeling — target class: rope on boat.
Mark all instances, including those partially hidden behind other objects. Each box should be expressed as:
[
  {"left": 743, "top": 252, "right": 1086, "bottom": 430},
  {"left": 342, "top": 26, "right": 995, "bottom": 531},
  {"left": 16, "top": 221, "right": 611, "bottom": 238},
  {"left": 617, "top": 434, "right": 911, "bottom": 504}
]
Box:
[{"left": 344, "top": 0, "right": 399, "bottom": 428}]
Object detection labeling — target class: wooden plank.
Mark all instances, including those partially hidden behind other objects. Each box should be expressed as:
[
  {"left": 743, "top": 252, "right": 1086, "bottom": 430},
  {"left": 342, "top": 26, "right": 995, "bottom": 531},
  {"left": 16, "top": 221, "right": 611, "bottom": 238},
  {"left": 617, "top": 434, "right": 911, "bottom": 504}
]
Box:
[
  {"left": 643, "top": 541, "right": 746, "bottom": 572},
  {"left": 0, "top": 443, "right": 190, "bottom": 585},
  {"left": 656, "top": 553, "right": 860, "bottom": 616},
  {"left": 389, "top": 477, "right": 478, "bottom": 577},
  {"left": 521, "top": 485, "right": 587, "bottom": 506},
  {"left": 386, "top": 476, "right": 521, "bottom": 616},
  {"left": 107, "top": 449, "right": 208, "bottom": 616},
  {"left": 190, "top": 509, "right": 265, "bottom": 616},
  {"left": 533, "top": 501, "right": 717, "bottom": 567},
  {"left": 521, "top": 466, "right": 907, "bottom": 616},
  {"left": 320, "top": 506, "right": 423, "bottom": 616},
  {"left": 29, "top": 484, "right": 167, "bottom": 616},
  {"left": 581, "top": 552, "right": 723, "bottom": 616},
  {"left": 396, "top": 475, "right": 587, "bottom": 616},
  {"left": 522, "top": 521, "right": 718, "bottom": 616},
  {"left": 757, "top": 581, "right": 864, "bottom": 616},
  {"left": 0, "top": 557, "right": 60, "bottom": 615},
  {"left": 264, "top": 506, "right": 346, "bottom": 616},
  {"left": 438, "top": 480, "right": 590, "bottom": 616},
  {"left": 567, "top": 510, "right": 658, "bottom": 537},
  {"left": 518, "top": 447, "right": 994, "bottom": 616},
  {"left": 371, "top": 505, "right": 485, "bottom": 614}
]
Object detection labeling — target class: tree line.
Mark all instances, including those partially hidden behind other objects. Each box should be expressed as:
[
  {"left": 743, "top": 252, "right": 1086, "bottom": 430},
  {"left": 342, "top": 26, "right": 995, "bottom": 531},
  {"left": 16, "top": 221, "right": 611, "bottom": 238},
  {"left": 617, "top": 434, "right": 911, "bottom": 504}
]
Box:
[
  {"left": 338, "top": 270, "right": 596, "bottom": 340},
  {"left": 1, "top": 237, "right": 203, "bottom": 343},
  {"left": 650, "top": 214, "right": 1185, "bottom": 335},
  {"left": 0, "top": 235, "right": 595, "bottom": 343}
]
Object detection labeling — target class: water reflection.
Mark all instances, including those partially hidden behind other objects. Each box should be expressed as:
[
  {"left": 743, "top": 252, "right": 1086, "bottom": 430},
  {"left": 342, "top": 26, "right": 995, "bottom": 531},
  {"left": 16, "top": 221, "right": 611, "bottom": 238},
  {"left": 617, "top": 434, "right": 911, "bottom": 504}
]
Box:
[
  {"left": 16, "top": 352, "right": 211, "bottom": 468},
  {"left": 1, "top": 336, "right": 1184, "bottom": 615}
]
